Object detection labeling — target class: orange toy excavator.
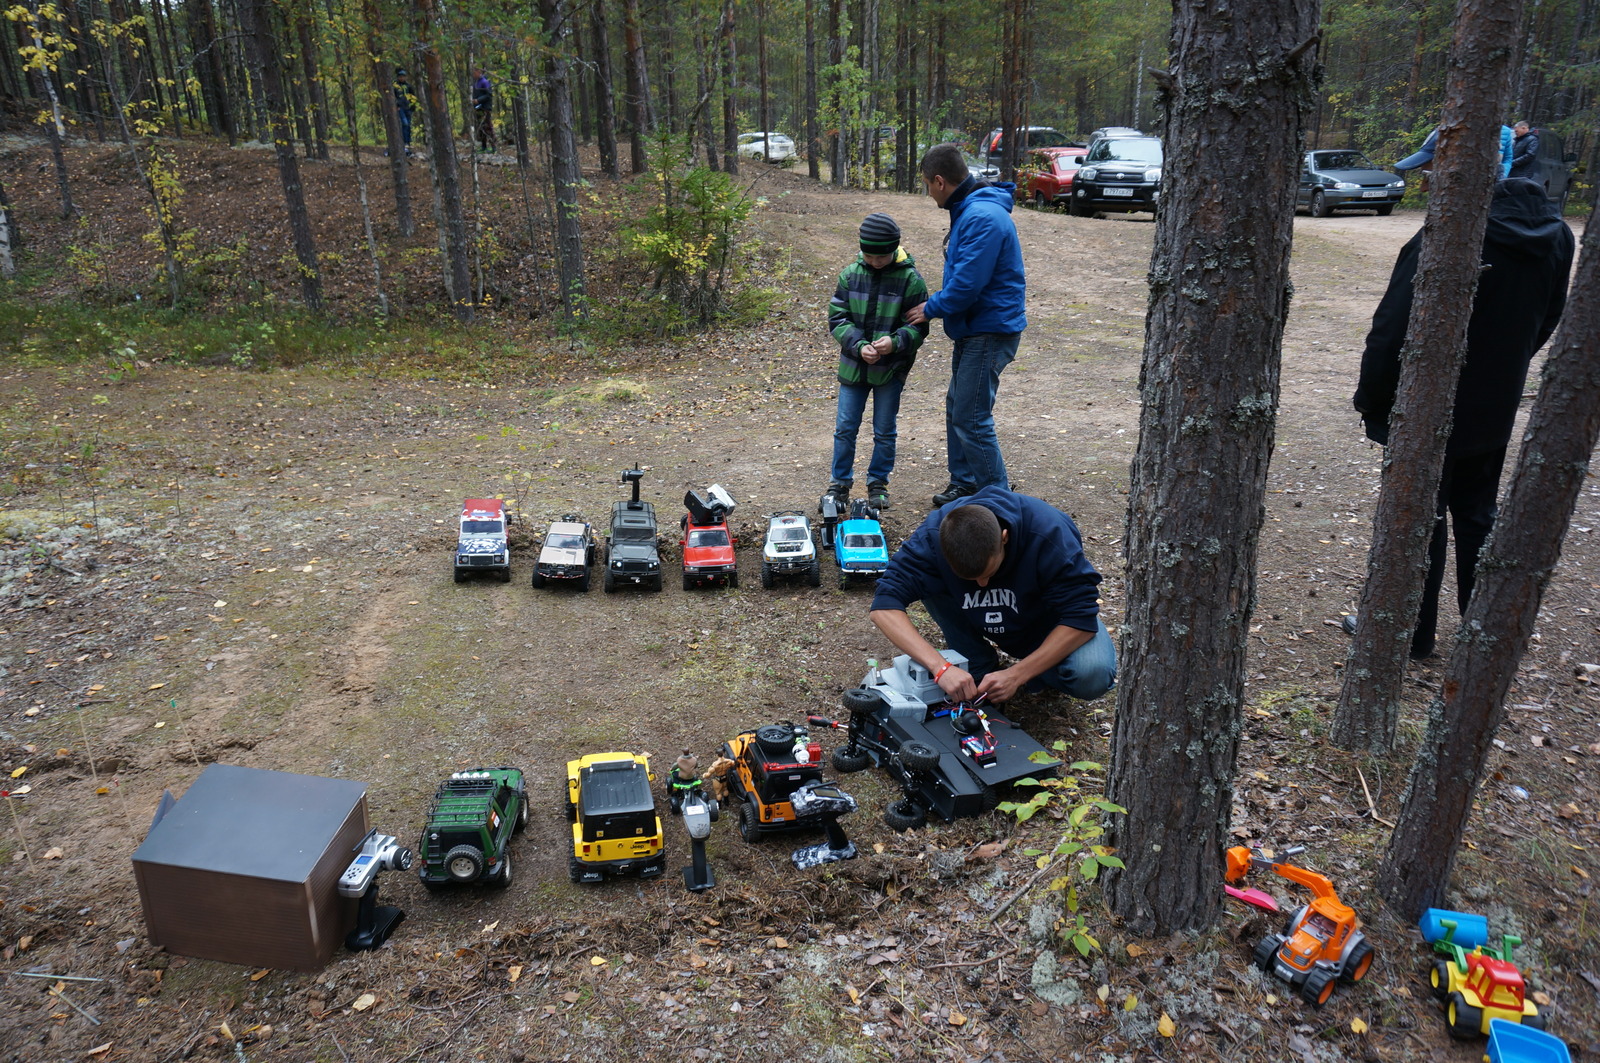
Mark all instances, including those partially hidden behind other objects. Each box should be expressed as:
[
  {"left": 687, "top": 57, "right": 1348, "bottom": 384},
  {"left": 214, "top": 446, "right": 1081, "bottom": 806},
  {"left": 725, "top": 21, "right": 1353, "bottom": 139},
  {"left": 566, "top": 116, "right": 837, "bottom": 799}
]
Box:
[{"left": 1226, "top": 845, "right": 1376, "bottom": 1007}]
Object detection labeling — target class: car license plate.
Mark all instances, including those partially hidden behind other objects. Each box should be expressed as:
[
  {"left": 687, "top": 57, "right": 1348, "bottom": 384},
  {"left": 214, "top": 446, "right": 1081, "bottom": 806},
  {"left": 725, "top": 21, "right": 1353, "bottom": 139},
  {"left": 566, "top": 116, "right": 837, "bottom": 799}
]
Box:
[
  {"left": 1105, "top": 187, "right": 1134, "bottom": 197},
  {"left": 1361, "top": 190, "right": 1385, "bottom": 198}
]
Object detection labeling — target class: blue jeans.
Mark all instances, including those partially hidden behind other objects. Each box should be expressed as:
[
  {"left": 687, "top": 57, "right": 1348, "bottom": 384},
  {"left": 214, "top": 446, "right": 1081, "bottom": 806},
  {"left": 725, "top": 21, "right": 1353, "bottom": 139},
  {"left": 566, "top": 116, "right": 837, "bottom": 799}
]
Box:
[
  {"left": 398, "top": 109, "right": 413, "bottom": 146},
  {"left": 946, "top": 332, "right": 1018, "bottom": 489},
  {"left": 921, "top": 593, "right": 1117, "bottom": 701},
  {"left": 831, "top": 375, "right": 905, "bottom": 486}
]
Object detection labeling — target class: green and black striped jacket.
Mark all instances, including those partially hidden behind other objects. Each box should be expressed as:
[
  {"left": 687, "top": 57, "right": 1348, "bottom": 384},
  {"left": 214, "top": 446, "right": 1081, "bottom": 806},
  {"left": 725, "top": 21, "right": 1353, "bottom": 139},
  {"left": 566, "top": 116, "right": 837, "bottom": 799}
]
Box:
[{"left": 827, "top": 248, "right": 930, "bottom": 387}]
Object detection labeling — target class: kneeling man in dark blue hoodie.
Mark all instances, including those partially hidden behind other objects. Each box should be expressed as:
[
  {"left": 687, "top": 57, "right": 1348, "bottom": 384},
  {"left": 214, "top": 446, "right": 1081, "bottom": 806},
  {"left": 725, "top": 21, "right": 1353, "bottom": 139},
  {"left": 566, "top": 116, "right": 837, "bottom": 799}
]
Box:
[{"left": 869, "top": 487, "right": 1116, "bottom": 704}]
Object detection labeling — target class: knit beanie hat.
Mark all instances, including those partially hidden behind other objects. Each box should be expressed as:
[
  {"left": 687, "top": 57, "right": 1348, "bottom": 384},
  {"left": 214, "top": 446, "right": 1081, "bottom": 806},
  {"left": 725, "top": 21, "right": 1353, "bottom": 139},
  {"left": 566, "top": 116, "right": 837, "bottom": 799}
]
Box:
[{"left": 859, "top": 213, "right": 901, "bottom": 254}]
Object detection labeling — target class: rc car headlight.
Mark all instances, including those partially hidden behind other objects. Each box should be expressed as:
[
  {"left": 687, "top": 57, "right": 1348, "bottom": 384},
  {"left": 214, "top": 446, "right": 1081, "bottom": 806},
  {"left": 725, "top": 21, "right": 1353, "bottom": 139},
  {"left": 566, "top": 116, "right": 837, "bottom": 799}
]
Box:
[
  {"left": 1145, "top": 168, "right": 1162, "bottom": 182},
  {"left": 1079, "top": 167, "right": 1097, "bottom": 181}
]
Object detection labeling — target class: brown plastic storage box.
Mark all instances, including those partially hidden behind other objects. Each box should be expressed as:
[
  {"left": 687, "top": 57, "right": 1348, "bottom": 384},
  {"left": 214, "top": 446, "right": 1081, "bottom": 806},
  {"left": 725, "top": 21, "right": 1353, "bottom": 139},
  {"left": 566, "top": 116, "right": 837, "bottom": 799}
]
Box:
[{"left": 131, "top": 764, "right": 368, "bottom": 970}]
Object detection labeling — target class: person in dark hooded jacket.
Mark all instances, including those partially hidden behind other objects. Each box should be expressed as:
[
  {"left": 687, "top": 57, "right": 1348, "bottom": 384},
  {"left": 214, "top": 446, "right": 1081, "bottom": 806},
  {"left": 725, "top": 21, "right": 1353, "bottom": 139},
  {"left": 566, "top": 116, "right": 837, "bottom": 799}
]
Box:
[
  {"left": 869, "top": 486, "right": 1115, "bottom": 704},
  {"left": 1353, "top": 178, "right": 1574, "bottom": 658}
]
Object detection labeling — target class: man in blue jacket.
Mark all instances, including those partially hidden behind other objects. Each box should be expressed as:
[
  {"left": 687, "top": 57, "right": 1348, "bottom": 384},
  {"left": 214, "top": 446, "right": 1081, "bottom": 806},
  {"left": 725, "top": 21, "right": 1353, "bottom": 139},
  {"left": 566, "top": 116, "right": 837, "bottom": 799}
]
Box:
[
  {"left": 869, "top": 487, "right": 1116, "bottom": 704},
  {"left": 904, "top": 144, "right": 1027, "bottom": 508}
]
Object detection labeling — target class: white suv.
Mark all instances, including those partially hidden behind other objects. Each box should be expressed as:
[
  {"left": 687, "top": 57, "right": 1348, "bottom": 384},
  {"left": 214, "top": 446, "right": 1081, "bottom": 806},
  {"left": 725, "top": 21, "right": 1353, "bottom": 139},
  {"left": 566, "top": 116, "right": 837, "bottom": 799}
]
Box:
[
  {"left": 737, "top": 132, "right": 796, "bottom": 163},
  {"left": 761, "top": 512, "right": 820, "bottom": 588}
]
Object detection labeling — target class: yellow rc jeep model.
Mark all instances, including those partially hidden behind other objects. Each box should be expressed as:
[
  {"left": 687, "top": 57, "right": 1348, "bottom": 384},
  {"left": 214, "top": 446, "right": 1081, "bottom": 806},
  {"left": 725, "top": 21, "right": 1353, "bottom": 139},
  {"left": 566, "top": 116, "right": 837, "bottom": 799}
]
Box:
[{"left": 565, "top": 752, "right": 666, "bottom": 884}]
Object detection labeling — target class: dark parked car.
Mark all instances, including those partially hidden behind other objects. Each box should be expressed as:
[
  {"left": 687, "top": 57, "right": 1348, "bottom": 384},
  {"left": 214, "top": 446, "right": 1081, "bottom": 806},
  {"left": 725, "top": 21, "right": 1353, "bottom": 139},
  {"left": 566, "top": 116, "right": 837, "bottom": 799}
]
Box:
[
  {"left": 1070, "top": 135, "right": 1163, "bottom": 217},
  {"left": 1018, "top": 146, "right": 1086, "bottom": 209},
  {"left": 1298, "top": 150, "right": 1405, "bottom": 217}
]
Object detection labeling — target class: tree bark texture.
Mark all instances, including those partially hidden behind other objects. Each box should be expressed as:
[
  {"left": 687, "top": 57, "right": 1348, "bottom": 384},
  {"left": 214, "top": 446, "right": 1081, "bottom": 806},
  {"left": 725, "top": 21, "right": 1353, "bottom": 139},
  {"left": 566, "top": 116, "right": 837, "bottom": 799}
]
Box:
[
  {"left": 415, "top": 0, "right": 473, "bottom": 322},
  {"left": 1103, "top": 0, "right": 1320, "bottom": 937},
  {"left": 621, "top": 0, "right": 653, "bottom": 174},
  {"left": 241, "top": 0, "right": 322, "bottom": 312},
  {"left": 720, "top": 0, "right": 738, "bottom": 175},
  {"left": 539, "top": 0, "right": 587, "bottom": 321},
  {"left": 1332, "top": 0, "right": 1527, "bottom": 754},
  {"left": 592, "top": 0, "right": 620, "bottom": 178},
  {"left": 363, "top": 22, "right": 414, "bottom": 237},
  {"left": 805, "top": 0, "right": 819, "bottom": 180},
  {"left": 1377, "top": 216, "right": 1596, "bottom": 920},
  {"left": 0, "top": 175, "right": 16, "bottom": 277}
]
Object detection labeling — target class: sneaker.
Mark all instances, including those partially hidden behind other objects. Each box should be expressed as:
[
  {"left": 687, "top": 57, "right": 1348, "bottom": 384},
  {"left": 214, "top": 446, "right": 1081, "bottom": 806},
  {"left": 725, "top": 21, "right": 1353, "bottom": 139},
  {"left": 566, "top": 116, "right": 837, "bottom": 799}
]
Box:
[
  {"left": 867, "top": 480, "right": 890, "bottom": 510},
  {"left": 932, "top": 482, "right": 976, "bottom": 507},
  {"left": 820, "top": 481, "right": 850, "bottom": 513}
]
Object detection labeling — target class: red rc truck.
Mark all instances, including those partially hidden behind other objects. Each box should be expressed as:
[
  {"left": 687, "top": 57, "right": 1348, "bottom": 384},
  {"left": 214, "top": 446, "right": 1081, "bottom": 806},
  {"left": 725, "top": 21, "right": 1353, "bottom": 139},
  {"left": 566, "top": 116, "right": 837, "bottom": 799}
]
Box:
[{"left": 681, "top": 485, "right": 738, "bottom": 590}]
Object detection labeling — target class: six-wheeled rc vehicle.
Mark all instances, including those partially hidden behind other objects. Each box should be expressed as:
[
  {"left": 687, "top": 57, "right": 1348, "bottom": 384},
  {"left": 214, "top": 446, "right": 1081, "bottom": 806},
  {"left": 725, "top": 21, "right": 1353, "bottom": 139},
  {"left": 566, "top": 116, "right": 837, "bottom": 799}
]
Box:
[
  {"left": 565, "top": 752, "right": 666, "bottom": 883},
  {"left": 533, "top": 515, "right": 595, "bottom": 590},
  {"left": 416, "top": 768, "right": 528, "bottom": 889},
  {"left": 605, "top": 467, "right": 663, "bottom": 592},
  {"left": 810, "top": 653, "right": 1061, "bottom": 827}
]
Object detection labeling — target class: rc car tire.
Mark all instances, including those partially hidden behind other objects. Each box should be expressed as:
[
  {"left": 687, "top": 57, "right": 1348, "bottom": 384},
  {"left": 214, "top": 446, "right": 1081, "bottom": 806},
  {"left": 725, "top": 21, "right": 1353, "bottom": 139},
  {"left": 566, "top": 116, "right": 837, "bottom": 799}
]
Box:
[
  {"left": 499, "top": 568, "right": 512, "bottom": 583},
  {"left": 1523, "top": 1012, "right": 1547, "bottom": 1031},
  {"left": 515, "top": 793, "right": 530, "bottom": 831},
  {"left": 603, "top": 567, "right": 617, "bottom": 593},
  {"left": 1301, "top": 968, "right": 1336, "bottom": 1008},
  {"left": 806, "top": 560, "right": 821, "bottom": 587},
  {"left": 444, "top": 844, "right": 485, "bottom": 883},
  {"left": 980, "top": 786, "right": 1002, "bottom": 812},
  {"left": 839, "top": 569, "right": 851, "bottom": 591},
  {"left": 832, "top": 748, "right": 873, "bottom": 774},
  {"left": 563, "top": 780, "right": 577, "bottom": 821},
  {"left": 707, "top": 798, "right": 720, "bottom": 823},
  {"left": 578, "top": 567, "right": 591, "bottom": 591},
  {"left": 1311, "top": 190, "right": 1332, "bottom": 218},
  {"left": 739, "top": 799, "right": 763, "bottom": 843},
  {"left": 649, "top": 574, "right": 663, "bottom": 593},
  {"left": 683, "top": 572, "right": 695, "bottom": 591},
  {"left": 491, "top": 851, "right": 512, "bottom": 887},
  {"left": 728, "top": 571, "right": 738, "bottom": 589},
  {"left": 898, "top": 741, "right": 941, "bottom": 772},
  {"left": 1341, "top": 940, "right": 1374, "bottom": 984},
  {"left": 884, "top": 799, "right": 926, "bottom": 832},
  {"left": 842, "top": 687, "right": 881, "bottom": 715},
  {"left": 761, "top": 563, "right": 775, "bottom": 589},
  {"left": 1447, "top": 992, "right": 1483, "bottom": 1040},
  {"left": 568, "top": 857, "right": 587, "bottom": 884},
  {"left": 1429, "top": 959, "right": 1453, "bottom": 1001},
  {"left": 453, "top": 567, "right": 467, "bottom": 583},
  {"left": 1252, "top": 935, "right": 1282, "bottom": 974},
  {"left": 755, "top": 724, "right": 796, "bottom": 756},
  {"left": 531, "top": 570, "right": 546, "bottom": 588}
]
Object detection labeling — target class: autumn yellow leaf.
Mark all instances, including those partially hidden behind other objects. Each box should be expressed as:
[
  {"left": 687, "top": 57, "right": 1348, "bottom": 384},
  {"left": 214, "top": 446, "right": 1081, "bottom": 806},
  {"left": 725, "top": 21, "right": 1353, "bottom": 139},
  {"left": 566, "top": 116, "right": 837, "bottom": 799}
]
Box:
[
  {"left": 219, "top": 1021, "right": 235, "bottom": 1041},
  {"left": 350, "top": 993, "right": 376, "bottom": 1012},
  {"left": 846, "top": 986, "right": 860, "bottom": 1004},
  {"left": 9, "top": 767, "right": 25, "bottom": 779},
  {"left": 948, "top": 1010, "right": 967, "bottom": 1026},
  {"left": 1096, "top": 984, "right": 1110, "bottom": 1003},
  {"left": 1123, "top": 993, "right": 1138, "bottom": 1011},
  {"left": 1126, "top": 943, "right": 1146, "bottom": 957},
  {"left": 590, "top": 955, "right": 608, "bottom": 966},
  {"left": 1351, "top": 1017, "right": 1369, "bottom": 1034},
  {"left": 1158, "top": 1012, "right": 1176, "bottom": 1037},
  {"left": 249, "top": 969, "right": 270, "bottom": 982},
  {"left": 508, "top": 965, "right": 523, "bottom": 983}
]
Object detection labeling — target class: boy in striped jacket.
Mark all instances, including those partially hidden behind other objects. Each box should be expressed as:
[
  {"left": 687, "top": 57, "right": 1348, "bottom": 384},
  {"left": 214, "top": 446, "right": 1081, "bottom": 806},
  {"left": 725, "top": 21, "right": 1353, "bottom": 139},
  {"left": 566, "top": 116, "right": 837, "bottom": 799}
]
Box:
[{"left": 824, "top": 213, "right": 930, "bottom": 511}]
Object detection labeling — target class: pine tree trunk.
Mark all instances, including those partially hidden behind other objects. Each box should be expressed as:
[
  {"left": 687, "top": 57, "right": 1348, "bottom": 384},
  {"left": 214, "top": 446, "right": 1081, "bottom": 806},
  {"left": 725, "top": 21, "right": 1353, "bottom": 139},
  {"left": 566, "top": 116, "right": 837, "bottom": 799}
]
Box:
[
  {"left": 659, "top": 0, "right": 678, "bottom": 133},
  {"left": 758, "top": 0, "right": 769, "bottom": 149},
  {"left": 621, "top": 0, "right": 653, "bottom": 173},
  {"left": 828, "top": 0, "right": 842, "bottom": 184},
  {"left": 1103, "top": 0, "right": 1319, "bottom": 937},
  {"left": 694, "top": 6, "right": 718, "bottom": 170},
  {"left": 1332, "top": 0, "right": 1527, "bottom": 753},
  {"left": 327, "top": 0, "right": 387, "bottom": 317},
  {"left": 296, "top": 6, "right": 330, "bottom": 160},
  {"left": 539, "top": 0, "right": 587, "bottom": 322},
  {"left": 720, "top": 0, "right": 738, "bottom": 175},
  {"left": 416, "top": 0, "right": 473, "bottom": 321},
  {"left": 805, "top": 0, "right": 819, "bottom": 179},
  {"left": 592, "top": 0, "right": 620, "bottom": 178},
  {"left": 365, "top": 48, "right": 414, "bottom": 236},
  {"left": 189, "top": 0, "right": 236, "bottom": 141},
  {"left": 1377, "top": 215, "right": 1596, "bottom": 920},
  {"left": 241, "top": 0, "right": 323, "bottom": 311},
  {"left": 23, "top": 2, "right": 78, "bottom": 218},
  {"left": 511, "top": 57, "right": 532, "bottom": 169}
]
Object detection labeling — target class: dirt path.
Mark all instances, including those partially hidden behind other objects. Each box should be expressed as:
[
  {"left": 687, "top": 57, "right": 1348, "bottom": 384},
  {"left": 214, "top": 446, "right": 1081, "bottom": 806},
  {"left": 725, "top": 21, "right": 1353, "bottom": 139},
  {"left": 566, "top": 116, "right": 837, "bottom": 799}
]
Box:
[{"left": 1, "top": 168, "right": 1595, "bottom": 1062}]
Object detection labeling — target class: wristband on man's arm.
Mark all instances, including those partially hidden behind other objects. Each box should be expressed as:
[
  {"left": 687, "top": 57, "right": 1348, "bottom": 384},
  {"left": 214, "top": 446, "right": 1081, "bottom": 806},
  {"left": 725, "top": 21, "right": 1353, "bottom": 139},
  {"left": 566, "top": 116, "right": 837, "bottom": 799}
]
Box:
[{"left": 933, "top": 661, "right": 951, "bottom": 682}]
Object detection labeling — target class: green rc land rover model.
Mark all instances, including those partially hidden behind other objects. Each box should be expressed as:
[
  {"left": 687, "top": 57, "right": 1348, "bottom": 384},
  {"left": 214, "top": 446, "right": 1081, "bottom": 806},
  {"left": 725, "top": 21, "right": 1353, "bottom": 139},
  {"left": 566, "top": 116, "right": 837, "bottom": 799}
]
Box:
[{"left": 416, "top": 768, "right": 528, "bottom": 890}]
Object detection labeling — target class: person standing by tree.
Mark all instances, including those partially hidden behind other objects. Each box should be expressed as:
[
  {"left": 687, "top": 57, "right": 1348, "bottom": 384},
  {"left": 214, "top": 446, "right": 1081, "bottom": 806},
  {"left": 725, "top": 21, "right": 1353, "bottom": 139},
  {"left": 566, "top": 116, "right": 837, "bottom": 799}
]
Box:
[
  {"left": 904, "top": 144, "right": 1026, "bottom": 508},
  {"left": 472, "top": 67, "right": 496, "bottom": 154},
  {"left": 1351, "top": 178, "right": 1573, "bottom": 659},
  {"left": 1509, "top": 120, "right": 1540, "bottom": 180},
  {"left": 393, "top": 68, "right": 417, "bottom": 156}
]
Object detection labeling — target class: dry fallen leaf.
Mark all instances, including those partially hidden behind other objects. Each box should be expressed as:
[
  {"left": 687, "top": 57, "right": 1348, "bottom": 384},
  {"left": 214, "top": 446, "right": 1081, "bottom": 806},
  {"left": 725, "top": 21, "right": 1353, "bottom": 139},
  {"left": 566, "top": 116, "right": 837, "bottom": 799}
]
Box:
[
  {"left": 1157, "top": 1012, "right": 1176, "bottom": 1037},
  {"left": 560, "top": 991, "right": 581, "bottom": 1004},
  {"left": 1532, "top": 991, "right": 1551, "bottom": 1006},
  {"left": 846, "top": 985, "right": 860, "bottom": 1004},
  {"left": 1123, "top": 993, "right": 1138, "bottom": 1012},
  {"left": 971, "top": 841, "right": 1006, "bottom": 860},
  {"left": 42, "top": 847, "right": 63, "bottom": 860},
  {"left": 86, "top": 1044, "right": 112, "bottom": 1057},
  {"left": 1125, "top": 943, "right": 1146, "bottom": 958},
  {"left": 8, "top": 767, "right": 25, "bottom": 779},
  {"left": 948, "top": 1010, "right": 967, "bottom": 1027},
  {"left": 1096, "top": 984, "right": 1110, "bottom": 1003},
  {"left": 768, "top": 936, "right": 789, "bottom": 949},
  {"left": 590, "top": 955, "right": 608, "bottom": 966},
  {"left": 1351, "top": 1017, "right": 1369, "bottom": 1034},
  {"left": 482, "top": 920, "right": 499, "bottom": 933},
  {"left": 249, "top": 969, "right": 269, "bottom": 982},
  {"left": 507, "top": 966, "right": 523, "bottom": 983},
  {"left": 350, "top": 993, "right": 376, "bottom": 1012},
  {"left": 18, "top": 936, "right": 33, "bottom": 951},
  {"left": 219, "top": 1021, "right": 235, "bottom": 1041}
]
